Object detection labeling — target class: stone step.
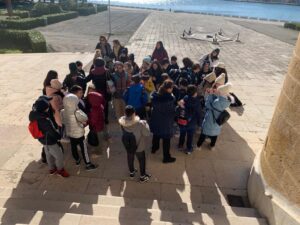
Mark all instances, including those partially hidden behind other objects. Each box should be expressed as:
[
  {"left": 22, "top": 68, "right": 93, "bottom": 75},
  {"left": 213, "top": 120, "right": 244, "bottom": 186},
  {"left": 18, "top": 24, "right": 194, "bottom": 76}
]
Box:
[
  {"left": 0, "top": 197, "right": 267, "bottom": 225},
  {"left": 0, "top": 207, "right": 186, "bottom": 225},
  {"left": 0, "top": 187, "right": 260, "bottom": 218}
]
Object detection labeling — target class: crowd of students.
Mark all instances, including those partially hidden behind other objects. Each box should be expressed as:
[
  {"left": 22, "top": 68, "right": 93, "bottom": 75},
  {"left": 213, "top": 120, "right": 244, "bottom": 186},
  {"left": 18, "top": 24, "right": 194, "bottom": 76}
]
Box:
[{"left": 29, "top": 37, "right": 237, "bottom": 182}]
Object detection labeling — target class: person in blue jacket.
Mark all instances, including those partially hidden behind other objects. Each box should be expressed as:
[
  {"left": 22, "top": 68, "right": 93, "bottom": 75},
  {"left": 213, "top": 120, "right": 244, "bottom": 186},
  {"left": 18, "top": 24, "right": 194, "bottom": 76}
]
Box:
[
  {"left": 123, "top": 74, "right": 148, "bottom": 119},
  {"left": 150, "top": 79, "right": 176, "bottom": 163},
  {"left": 177, "top": 85, "right": 202, "bottom": 154},
  {"left": 197, "top": 83, "right": 232, "bottom": 150}
]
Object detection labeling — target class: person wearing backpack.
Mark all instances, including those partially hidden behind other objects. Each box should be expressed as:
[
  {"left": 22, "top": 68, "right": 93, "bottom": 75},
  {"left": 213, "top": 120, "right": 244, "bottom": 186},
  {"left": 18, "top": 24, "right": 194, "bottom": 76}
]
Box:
[
  {"left": 197, "top": 83, "right": 232, "bottom": 151},
  {"left": 123, "top": 74, "right": 148, "bottom": 120},
  {"left": 29, "top": 96, "right": 69, "bottom": 177},
  {"left": 177, "top": 85, "right": 201, "bottom": 154},
  {"left": 111, "top": 62, "right": 130, "bottom": 119},
  {"left": 61, "top": 86, "right": 97, "bottom": 171},
  {"left": 119, "top": 105, "right": 151, "bottom": 182}
]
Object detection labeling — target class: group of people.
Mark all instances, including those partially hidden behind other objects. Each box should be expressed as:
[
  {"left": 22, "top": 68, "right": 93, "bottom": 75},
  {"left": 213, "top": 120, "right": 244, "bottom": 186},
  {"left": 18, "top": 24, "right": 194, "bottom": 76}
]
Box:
[{"left": 29, "top": 37, "right": 237, "bottom": 182}]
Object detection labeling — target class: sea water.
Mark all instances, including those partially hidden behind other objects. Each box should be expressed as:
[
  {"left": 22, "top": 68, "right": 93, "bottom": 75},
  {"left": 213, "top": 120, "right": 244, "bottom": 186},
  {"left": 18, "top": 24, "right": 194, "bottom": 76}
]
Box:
[{"left": 93, "top": 0, "right": 300, "bottom": 22}]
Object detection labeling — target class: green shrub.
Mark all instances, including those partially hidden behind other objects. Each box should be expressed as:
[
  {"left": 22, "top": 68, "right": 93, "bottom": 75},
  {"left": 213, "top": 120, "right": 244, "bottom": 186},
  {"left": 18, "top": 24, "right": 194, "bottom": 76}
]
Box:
[
  {"left": 6, "top": 16, "right": 21, "bottom": 20},
  {"left": 77, "top": 6, "right": 96, "bottom": 16},
  {"left": 0, "top": 9, "right": 30, "bottom": 18},
  {"left": 96, "top": 4, "right": 108, "bottom": 13},
  {"left": 284, "top": 22, "right": 300, "bottom": 30},
  {"left": 31, "top": 2, "right": 50, "bottom": 17},
  {"left": 0, "top": 29, "right": 47, "bottom": 53},
  {"left": 60, "top": 0, "right": 78, "bottom": 11},
  {"left": 44, "top": 12, "right": 78, "bottom": 25},
  {"left": 48, "top": 4, "right": 63, "bottom": 14},
  {"left": 0, "top": 17, "right": 46, "bottom": 30}
]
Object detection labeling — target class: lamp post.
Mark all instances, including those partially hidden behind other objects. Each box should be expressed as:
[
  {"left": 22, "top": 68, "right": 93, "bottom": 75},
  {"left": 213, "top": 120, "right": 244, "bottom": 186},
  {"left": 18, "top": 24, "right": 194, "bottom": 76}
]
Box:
[{"left": 108, "top": 0, "right": 112, "bottom": 37}]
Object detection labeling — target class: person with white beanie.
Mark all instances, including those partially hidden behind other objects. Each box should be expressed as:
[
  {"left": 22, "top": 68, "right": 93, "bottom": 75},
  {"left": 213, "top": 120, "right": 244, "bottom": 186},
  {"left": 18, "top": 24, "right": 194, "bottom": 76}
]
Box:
[{"left": 197, "top": 83, "right": 232, "bottom": 150}]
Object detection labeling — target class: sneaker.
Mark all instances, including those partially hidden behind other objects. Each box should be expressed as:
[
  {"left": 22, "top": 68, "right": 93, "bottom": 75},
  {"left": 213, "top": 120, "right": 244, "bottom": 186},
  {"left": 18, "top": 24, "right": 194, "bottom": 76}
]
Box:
[
  {"left": 209, "top": 146, "right": 216, "bottom": 151},
  {"left": 75, "top": 159, "right": 81, "bottom": 166},
  {"left": 86, "top": 163, "right": 97, "bottom": 171},
  {"left": 185, "top": 151, "right": 192, "bottom": 155},
  {"left": 140, "top": 175, "right": 150, "bottom": 183},
  {"left": 57, "top": 169, "right": 70, "bottom": 178},
  {"left": 49, "top": 168, "right": 57, "bottom": 175},
  {"left": 163, "top": 157, "right": 176, "bottom": 163},
  {"left": 129, "top": 169, "right": 138, "bottom": 178}
]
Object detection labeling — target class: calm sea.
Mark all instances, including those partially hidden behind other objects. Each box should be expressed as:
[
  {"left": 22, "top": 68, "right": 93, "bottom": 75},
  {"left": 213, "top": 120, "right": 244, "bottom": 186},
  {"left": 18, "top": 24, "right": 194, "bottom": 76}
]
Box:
[{"left": 93, "top": 0, "right": 300, "bottom": 22}]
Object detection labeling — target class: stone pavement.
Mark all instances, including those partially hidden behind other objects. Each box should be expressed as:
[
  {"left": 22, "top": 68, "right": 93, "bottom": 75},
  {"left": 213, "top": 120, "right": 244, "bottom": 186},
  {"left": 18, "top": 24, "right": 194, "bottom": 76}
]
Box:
[
  {"left": 36, "top": 8, "right": 150, "bottom": 52},
  {"left": 0, "top": 9, "right": 296, "bottom": 225}
]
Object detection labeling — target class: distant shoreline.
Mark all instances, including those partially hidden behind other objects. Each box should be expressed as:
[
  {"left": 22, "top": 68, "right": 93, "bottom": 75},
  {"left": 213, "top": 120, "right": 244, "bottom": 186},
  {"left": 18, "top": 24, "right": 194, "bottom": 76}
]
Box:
[
  {"left": 224, "top": 0, "right": 300, "bottom": 6},
  {"left": 107, "top": 5, "right": 297, "bottom": 23}
]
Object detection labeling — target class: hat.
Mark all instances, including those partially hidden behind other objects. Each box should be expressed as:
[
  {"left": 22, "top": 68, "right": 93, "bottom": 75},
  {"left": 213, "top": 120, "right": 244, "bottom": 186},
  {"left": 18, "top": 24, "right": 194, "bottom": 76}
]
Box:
[
  {"left": 214, "top": 73, "right": 226, "bottom": 85},
  {"left": 69, "top": 62, "right": 78, "bottom": 73},
  {"left": 34, "top": 97, "right": 50, "bottom": 112},
  {"left": 204, "top": 72, "right": 217, "bottom": 83},
  {"left": 217, "top": 83, "right": 232, "bottom": 96},
  {"left": 95, "top": 57, "right": 105, "bottom": 67},
  {"left": 214, "top": 62, "right": 226, "bottom": 69},
  {"left": 143, "top": 56, "right": 152, "bottom": 65},
  {"left": 50, "top": 79, "right": 63, "bottom": 90}
]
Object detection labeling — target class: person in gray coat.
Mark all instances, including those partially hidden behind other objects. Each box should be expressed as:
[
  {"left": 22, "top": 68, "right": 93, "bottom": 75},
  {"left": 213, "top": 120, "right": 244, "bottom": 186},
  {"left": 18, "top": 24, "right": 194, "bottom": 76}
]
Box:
[
  {"left": 119, "top": 105, "right": 151, "bottom": 183},
  {"left": 197, "top": 83, "right": 232, "bottom": 150}
]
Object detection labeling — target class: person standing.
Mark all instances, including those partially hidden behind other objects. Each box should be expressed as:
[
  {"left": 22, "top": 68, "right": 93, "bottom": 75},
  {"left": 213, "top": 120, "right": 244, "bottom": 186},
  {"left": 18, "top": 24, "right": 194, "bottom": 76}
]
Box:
[
  {"left": 63, "top": 62, "right": 86, "bottom": 93},
  {"left": 111, "top": 62, "right": 130, "bottom": 119},
  {"left": 95, "top": 36, "right": 113, "bottom": 59},
  {"left": 150, "top": 79, "right": 176, "bottom": 163},
  {"left": 197, "top": 83, "right": 232, "bottom": 150},
  {"left": 119, "top": 106, "right": 151, "bottom": 182},
  {"left": 151, "top": 41, "right": 169, "bottom": 64}
]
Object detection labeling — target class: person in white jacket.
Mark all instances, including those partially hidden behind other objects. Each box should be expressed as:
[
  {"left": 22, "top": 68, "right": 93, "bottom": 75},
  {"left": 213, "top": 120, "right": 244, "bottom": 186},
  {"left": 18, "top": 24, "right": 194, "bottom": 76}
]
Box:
[{"left": 61, "top": 85, "right": 97, "bottom": 171}]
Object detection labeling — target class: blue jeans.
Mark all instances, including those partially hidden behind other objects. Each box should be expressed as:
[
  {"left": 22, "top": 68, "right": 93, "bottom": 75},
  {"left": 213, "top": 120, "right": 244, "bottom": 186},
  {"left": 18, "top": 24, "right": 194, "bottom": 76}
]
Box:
[{"left": 178, "top": 126, "right": 195, "bottom": 152}]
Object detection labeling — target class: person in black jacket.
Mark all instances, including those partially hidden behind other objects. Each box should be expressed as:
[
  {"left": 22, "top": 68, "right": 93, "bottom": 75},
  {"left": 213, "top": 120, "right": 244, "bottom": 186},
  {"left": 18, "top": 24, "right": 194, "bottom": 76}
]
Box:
[
  {"left": 150, "top": 79, "right": 176, "bottom": 163},
  {"left": 63, "top": 63, "right": 86, "bottom": 93},
  {"left": 29, "top": 96, "right": 69, "bottom": 177}
]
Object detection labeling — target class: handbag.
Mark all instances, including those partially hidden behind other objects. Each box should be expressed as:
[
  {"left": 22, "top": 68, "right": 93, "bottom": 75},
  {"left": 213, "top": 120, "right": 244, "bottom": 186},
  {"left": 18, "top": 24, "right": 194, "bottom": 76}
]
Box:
[
  {"left": 87, "top": 130, "right": 99, "bottom": 146},
  {"left": 210, "top": 103, "right": 230, "bottom": 126}
]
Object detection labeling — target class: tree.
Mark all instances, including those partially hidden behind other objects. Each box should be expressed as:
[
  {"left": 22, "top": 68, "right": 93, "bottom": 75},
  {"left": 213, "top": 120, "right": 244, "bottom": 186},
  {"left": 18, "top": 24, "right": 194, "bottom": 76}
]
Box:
[{"left": 5, "top": 0, "right": 13, "bottom": 17}]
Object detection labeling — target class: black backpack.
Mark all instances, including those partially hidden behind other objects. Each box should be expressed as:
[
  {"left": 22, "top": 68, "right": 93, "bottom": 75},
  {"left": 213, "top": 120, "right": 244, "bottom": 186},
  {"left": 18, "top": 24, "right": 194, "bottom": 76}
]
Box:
[
  {"left": 210, "top": 103, "right": 230, "bottom": 126},
  {"left": 121, "top": 126, "right": 137, "bottom": 153}
]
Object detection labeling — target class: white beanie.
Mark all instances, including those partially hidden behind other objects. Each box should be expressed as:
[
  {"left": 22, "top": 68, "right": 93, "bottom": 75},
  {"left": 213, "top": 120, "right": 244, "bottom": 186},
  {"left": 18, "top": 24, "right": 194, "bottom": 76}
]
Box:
[
  {"left": 143, "top": 55, "right": 152, "bottom": 64},
  {"left": 214, "top": 73, "right": 226, "bottom": 85},
  {"left": 204, "top": 72, "right": 217, "bottom": 83},
  {"left": 217, "top": 83, "right": 232, "bottom": 96},
  {"left": 214, "top": 62, "right": 226, "bottom": 69},
  {"left": 50, "top": 79, "right": 62, "bottom": 90}
]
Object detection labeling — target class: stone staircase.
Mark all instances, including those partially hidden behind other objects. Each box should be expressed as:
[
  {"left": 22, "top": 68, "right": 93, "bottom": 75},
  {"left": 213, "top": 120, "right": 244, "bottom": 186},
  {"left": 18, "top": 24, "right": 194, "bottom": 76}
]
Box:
[{"left": 0, "top": 181, "right": 268, "bottom": 225}]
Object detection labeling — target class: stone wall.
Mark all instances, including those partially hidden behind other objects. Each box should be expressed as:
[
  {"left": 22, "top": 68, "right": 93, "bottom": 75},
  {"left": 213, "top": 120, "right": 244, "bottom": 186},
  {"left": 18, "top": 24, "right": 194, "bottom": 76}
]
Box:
[{"left": 260, "top": 34, "right": 300, "bottom": 206}]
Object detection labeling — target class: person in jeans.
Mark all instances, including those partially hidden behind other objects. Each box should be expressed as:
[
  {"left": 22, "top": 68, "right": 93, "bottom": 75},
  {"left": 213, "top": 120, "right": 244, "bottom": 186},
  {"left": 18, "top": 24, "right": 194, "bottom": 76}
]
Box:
[
  {"left": 61, "top": 85, "right": 97, "bottom": 170},
  {"left": 119, "top": 105, "right": 151, "bottom": 182},
  {"left": 112, "top": 62, "right": 130, "bottom": 119},
  {"left": 177, "top": 85, "right": 201, "bottom": 154},
  {"left": 29, "top": 96, "right": 69, "bottom": 177},
  {"left": 150, "top": 79, "right": 176, "bottom": 163},
  {"left": 197, "top": 83, "right": 232, "bottom": 150}
]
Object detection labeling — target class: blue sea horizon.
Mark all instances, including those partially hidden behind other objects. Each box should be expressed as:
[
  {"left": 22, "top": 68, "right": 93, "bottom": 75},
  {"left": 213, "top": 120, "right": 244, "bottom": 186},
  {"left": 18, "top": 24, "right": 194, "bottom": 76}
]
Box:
[{"left": 91, "top": 0, "right": 300, "bottom": 22}]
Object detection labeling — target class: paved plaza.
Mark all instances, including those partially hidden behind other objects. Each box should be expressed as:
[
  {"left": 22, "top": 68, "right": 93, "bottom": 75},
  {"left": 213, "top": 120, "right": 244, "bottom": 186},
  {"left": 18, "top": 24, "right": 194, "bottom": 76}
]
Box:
[{"left": 0, "top": 8, "right": 297, "bottom": 225}]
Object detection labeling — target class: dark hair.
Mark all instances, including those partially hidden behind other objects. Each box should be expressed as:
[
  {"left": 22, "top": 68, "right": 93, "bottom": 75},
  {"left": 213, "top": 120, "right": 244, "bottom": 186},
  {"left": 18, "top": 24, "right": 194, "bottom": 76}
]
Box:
[
  {"left": 120, "top": 54, "right": 128, "bottom": 63},
  {"left": 113, "top": 39, "right": 121, "bottom": 46},
  {"left": 161, "top": 73, "right": 169, "bottom": 81},
  {"left": 70, "top": 85, "right": 83, "bottom": 94},
  {"left": 211, "top": 48, "right": 220, "bottom": 60},
  {"left": 182, "top": 57, "right": 194, "bottom": 68},
  {"left": 179, "top": 78, "right": 188, "bottom": 87},
  {"left": 128, "top": 53, "right": 135, "bottom": 62},
  {"left": 214, "top": 67, "right": 227, "bottom": 77},
  {"left": 171, "top": 55, "right": 177, "bottom": 61},
  {"left": 43, "top": 70, "right": 58, "bottom": 88},
  {"left": 158, "top": 79, "right": 173, "bottom": 95},
  {"left": 156, "top": 41, "right": 165, "bottom": 50},
  {"left": 100, "top": 35, "right": 107, "bottom": 42},
  {"left": 187, "top": 85, "right": 197, "bottom": 96},
  {"left": 132, "top": 74, "right": 141, "bottom": 84},
  {"left": 161, "top": 58, "right": 170, "bottom": 66},
  {"left": 150, "top": 61, "right": 163, "bottom": 72},
  {"left": 76, "top": 61, "right": 83, "bottom": 67},
  {"left": 192, "top": 63, "right": 201, "bottom": 71},
  {"left": 125, "top": 105, "right": 135, "bottom": 117}
]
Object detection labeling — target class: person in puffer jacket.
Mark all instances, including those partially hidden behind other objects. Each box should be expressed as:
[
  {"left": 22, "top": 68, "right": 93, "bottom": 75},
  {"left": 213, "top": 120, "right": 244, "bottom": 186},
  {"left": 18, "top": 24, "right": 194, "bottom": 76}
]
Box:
[
  {"left": 61, "top": 85, "right": 97, "bottom": 171},
  {"left": 29, "top": 96, "right": 69, "bottom": 177},
  {"left": 87, "top": 90, "right": 106, "bottom": 153},
  {"left": 123, "top": 74, "right": 148, "bottom": 119}
]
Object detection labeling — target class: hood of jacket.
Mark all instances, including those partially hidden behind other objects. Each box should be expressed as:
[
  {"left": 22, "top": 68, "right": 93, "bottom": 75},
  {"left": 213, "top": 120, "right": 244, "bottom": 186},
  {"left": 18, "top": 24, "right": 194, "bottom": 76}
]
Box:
[
  {"left": 29, "top": 110, "right": 48, "bottom": 122},
  {"left": 87, "top": 92, "right": 103, "bottom": 109},
  {"left": 63, "top": 93, "right": 79, "bottom": 112},
  {"left": 118, "top": 116, "right": 141, "bottom": 132}
]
